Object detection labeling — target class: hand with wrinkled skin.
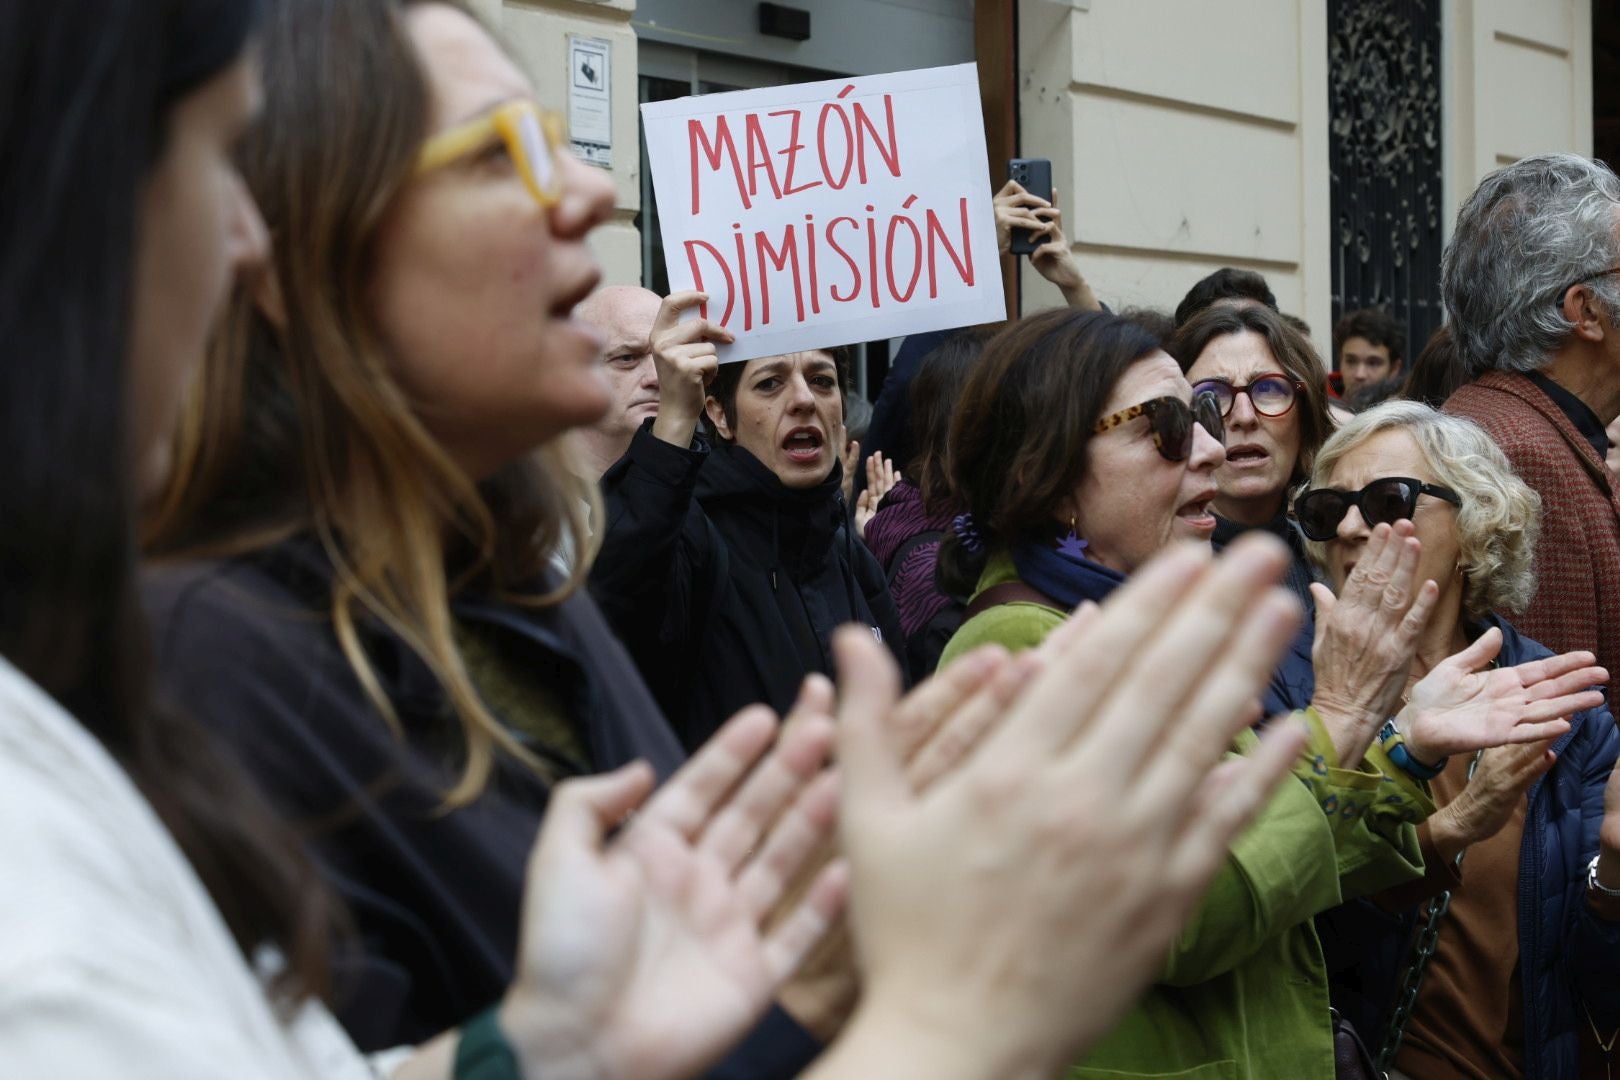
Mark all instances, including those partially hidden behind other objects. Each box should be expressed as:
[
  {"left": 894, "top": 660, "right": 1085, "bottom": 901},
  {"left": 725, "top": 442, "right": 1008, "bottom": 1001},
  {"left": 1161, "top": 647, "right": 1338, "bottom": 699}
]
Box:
[
  {"left": 1309, "top": 520, "right": 1439, "bottom": 768},
  {"left": 1429, "top": 739, "right": 1558, "bottom": 856},
  {"left": 649, "top": 289, "right": 732, "bottom": 450},
  {"left": 804, "top": 536, "right": 1312, "bottom": 1080},
  {"left": 1395, "top": 631, "right": 1602, "bottom": 765}
]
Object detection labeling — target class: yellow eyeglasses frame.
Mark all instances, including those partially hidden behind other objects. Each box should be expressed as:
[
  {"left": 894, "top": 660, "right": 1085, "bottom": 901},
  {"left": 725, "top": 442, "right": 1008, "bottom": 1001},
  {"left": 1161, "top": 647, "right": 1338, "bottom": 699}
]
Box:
[{"left": 415, "top": 99, "right": 567, "bottom": 208}]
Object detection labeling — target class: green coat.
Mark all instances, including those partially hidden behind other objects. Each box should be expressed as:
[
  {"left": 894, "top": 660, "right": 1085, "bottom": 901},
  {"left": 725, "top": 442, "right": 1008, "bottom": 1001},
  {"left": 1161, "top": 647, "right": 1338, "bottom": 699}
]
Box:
[{"left": 942, "top": 553, "right": 1435, "bottom": 1079}]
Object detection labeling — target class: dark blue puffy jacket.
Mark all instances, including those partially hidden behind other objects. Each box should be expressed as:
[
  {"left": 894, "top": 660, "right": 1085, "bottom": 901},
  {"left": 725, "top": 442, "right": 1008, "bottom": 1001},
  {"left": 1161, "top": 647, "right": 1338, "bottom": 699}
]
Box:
[{"left": 1265, "top": 614, "right": 1620, "bottom": 1078}]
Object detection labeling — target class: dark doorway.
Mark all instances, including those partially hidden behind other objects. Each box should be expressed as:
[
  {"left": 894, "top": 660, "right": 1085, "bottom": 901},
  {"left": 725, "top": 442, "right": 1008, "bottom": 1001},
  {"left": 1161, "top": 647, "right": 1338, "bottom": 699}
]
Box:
[
  {"left": 1595, "top": 1, "right": 1620, "bottom": 175},
  {"left": 1327, "top": 0, "right": 1445, "bottom": 369}
]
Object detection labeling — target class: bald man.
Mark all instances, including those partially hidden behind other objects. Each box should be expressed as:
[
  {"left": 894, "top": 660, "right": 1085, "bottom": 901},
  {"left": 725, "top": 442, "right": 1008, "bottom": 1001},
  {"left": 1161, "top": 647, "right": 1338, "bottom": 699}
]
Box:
[{"left": 574, "top": 285, "right": 663, "bottom": 477}]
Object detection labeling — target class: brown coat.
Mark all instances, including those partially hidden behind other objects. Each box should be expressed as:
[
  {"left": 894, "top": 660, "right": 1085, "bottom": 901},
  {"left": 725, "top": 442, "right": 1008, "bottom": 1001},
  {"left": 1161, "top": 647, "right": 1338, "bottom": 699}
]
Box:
[{"left": 1445, "top": 370, "right": 1620, "bottom": 696}]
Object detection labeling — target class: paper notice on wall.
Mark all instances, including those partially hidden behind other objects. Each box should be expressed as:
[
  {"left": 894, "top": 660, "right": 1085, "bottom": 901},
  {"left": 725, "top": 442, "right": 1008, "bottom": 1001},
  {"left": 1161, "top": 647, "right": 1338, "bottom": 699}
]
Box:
[
  {"left": 640, "top": 63, "right": 1005, "bottom": 363},
  {"left": 568, "top": 35, "right": 612, "bottom": 168}
]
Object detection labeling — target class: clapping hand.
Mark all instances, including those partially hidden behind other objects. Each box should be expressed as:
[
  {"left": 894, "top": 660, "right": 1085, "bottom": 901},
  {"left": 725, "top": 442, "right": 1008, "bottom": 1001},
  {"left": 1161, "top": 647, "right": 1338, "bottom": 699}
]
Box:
[
  {"left": 807, "top": 536, "right": 1311, "bottom": 1080},
  {"left": 497, "top": 707, "right": 845, "bottom": 1080},
  {"left": 1396, "top": 629, "right": 1603, "bottom": 765},
  {"left": 1309, "top": 520, "right": 1439, "bottom": 767}
]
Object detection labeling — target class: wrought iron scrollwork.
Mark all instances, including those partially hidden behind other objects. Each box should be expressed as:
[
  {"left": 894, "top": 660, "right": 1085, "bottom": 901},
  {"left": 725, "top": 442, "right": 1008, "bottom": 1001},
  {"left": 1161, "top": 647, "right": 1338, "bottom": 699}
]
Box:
[{"left": 1328, "top": 0, "right": 1444, "bottom": 359}]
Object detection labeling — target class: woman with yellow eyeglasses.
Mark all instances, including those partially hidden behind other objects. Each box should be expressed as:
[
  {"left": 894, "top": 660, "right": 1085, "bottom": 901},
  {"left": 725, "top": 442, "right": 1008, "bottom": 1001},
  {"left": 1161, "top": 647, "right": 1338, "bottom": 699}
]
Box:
[{"left": 140, "top": 0, "right": 852, "bottom": 1069}]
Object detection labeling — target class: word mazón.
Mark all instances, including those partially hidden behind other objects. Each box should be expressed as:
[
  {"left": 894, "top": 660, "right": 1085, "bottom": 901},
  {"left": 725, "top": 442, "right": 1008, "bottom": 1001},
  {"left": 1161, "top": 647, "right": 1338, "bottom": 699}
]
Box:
[{"left": 682, "top": 85, "right": 979, "bottom": 330}]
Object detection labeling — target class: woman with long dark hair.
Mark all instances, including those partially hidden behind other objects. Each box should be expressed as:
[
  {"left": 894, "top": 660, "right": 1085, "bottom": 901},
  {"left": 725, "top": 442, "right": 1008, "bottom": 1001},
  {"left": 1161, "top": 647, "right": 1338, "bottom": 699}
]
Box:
[{"left": 0, "top": 2, "right": 852, "bottom": 1074}]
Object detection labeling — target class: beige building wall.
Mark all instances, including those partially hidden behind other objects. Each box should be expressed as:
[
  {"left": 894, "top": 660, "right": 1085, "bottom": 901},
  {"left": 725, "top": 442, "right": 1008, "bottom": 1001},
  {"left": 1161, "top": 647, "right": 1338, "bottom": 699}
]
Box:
[
  {"left": 1018, "top": 0, "right": 1333, "bottom": 349},
  {"left": 480, "top": 0, "right": 1594, "bottom": 329},
  {"left": 1020, "top": 0, "right": 1594, "bottom": 359},
  {"left": 492, "top": 0, "right": 645, "bottom": 285},
  {"left": 1442, "top": 0, "right": 1593, "bottom": 237}
]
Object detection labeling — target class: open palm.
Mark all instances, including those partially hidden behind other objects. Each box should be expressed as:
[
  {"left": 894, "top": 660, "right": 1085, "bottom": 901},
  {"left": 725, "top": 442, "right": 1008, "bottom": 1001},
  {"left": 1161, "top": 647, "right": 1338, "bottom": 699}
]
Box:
[
  {"left": 1400, "top": 627, "right": 1606, "bottom": 763},
  {"left": 504, "top": 708, "right": 846, "bottom": 1080}
]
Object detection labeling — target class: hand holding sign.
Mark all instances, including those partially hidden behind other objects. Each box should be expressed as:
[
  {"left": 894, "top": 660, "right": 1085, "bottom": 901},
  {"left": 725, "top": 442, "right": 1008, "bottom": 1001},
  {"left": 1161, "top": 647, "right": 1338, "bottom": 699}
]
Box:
[{"left": 650, "top": 290, "right": 733, "bottom": 450}]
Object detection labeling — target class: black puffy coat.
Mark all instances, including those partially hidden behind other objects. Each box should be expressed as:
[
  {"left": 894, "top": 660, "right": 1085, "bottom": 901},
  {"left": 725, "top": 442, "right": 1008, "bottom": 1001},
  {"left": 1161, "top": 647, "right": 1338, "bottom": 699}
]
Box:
[{"left": 592, "top": 424, "right": 907, "bottom": 750}]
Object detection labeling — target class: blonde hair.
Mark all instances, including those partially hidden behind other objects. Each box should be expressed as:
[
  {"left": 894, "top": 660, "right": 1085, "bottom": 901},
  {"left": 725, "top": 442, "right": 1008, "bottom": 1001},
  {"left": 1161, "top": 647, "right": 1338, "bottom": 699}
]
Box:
[
  {"left": 1305, "top": 400, "right": 1541, "bottom": 619},
  {"left": 145, "top": 0, "right": 598, "bottom": 807}
]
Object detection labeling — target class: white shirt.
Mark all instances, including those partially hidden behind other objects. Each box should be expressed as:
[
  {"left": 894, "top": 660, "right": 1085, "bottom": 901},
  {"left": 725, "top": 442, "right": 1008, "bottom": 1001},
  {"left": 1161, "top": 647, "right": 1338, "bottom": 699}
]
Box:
[{"left": 0, "top": 657, "right": 383, "bottom": 1079}]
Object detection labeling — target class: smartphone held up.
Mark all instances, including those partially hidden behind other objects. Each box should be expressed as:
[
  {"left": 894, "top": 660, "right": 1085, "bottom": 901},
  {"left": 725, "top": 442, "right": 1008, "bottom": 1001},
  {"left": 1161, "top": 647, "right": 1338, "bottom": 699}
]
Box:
[{"left": 1007, "top": 157, "right": 1053, "bottom": 256}]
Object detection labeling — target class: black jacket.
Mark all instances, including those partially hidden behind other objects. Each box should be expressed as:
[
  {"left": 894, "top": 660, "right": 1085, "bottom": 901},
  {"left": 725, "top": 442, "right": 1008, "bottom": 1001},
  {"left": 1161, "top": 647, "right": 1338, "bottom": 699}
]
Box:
[
  {"left": 143, "top": 537, "right": 820, "bottom": 1074},
  {"left": 592, "top": 424, "right": 907, "bottom": 750}
]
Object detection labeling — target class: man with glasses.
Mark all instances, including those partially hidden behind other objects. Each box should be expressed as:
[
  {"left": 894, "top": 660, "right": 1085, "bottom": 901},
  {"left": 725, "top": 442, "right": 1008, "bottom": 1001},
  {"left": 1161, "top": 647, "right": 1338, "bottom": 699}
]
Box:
[{"left": 1442, "top": 153, "right": 1620, "bottom": 699}]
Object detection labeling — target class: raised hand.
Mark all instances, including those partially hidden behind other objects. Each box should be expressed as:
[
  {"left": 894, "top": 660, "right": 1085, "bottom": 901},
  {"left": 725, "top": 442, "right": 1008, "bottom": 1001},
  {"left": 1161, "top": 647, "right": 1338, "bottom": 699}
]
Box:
[
  {"left": 1309, "top": 520, "right": 1439, "bottom": 767},
  {"left": 808, "top": 536, "right": 1311, "bottom": 1080},
  {"left": 992, "top": 178, "right": 1051, "bottom": 255},
  {"left": 649, "top": 289, "right": 732, "bottom": 449},
  {"left": 497, "top": 707, "right": 845, "bottom": 1080},
  {"left": 1027, "top": 190, "right": 1099, "bottom": 310},
  {"left": 1396, "top": 629, "right": 1603, "bottom": 764},
  {"left": 853, "top": 452, "right": 900, "bottom": 539}
]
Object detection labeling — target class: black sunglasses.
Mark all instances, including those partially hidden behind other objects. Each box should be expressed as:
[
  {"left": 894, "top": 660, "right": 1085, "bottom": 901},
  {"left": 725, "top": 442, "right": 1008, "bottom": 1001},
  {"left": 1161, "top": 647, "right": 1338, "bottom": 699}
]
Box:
[
  {"left": 1294, "top": 476, "right": 1462, "bottom": 541},
  {"left": 1093, "top": 391, "right": 1225, "bottom": 462}
]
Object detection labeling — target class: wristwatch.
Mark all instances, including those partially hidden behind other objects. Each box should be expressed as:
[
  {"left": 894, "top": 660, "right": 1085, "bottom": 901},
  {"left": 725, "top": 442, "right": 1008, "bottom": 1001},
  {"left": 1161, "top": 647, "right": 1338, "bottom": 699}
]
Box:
[
  {"left": 1378, "top": 718, "right": 1446, "bottom": 780},
  {"left": 1588, "top": 855, "right": 1620, "bottom": 898}
]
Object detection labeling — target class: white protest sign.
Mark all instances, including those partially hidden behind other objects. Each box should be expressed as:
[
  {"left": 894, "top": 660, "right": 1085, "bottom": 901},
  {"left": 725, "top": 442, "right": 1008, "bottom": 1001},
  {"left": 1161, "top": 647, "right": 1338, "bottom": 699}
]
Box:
[{"left": 640, "top": 63, "right": 1005, "bottom": 364}]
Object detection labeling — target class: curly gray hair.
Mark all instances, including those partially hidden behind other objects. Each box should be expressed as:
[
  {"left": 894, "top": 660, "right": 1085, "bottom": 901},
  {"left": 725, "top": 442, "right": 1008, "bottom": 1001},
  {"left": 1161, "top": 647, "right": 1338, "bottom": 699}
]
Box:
[
  {"left": 1442, "top": 153, "right": 1620, "bottom": 375},
  {"left": 1305, "top": 401, "right": 1542, "bottom": 620}
]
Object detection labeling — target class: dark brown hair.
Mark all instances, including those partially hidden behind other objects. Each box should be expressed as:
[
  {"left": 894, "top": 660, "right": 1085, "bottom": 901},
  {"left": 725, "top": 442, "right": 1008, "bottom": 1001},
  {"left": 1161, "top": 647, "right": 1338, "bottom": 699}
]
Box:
[
  {"left": 1173, "top": 267, "right": 1278, "bottom": 327},
  {"left": 1332, "top": 307, "right": 1407, "bottom": 366},
  {"left": 936, "top": 309, "right": 1162, "bottom": 596},
  {"left": 909, "top": 327, "right": 995, "bottom": 510},
  {"left": 1, "top": 0, "right": 335, "bottom": 1003},
  {"left": 1168, "top": 303, "right": 1334, "bottom": 487},
  {"left": 1402, "top": 323, "right": 1466, "bottom": 408}
]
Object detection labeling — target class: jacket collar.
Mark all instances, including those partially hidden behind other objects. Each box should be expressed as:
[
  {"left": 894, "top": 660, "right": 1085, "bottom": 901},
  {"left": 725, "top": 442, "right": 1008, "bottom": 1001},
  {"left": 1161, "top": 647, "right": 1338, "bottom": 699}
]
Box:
[
  {"left": 1469, "top": 370, "right": 1616, "bottom": 501},
  {"left": 695, "top": 441, "right": 848, "bottom": 576}
]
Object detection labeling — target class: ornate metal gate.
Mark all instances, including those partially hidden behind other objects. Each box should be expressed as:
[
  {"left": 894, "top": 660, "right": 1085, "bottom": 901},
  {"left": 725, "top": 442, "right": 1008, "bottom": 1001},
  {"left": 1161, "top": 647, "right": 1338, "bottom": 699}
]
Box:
[{"left": 1328, "top": 0, "right": 1445, "bottom": 359}]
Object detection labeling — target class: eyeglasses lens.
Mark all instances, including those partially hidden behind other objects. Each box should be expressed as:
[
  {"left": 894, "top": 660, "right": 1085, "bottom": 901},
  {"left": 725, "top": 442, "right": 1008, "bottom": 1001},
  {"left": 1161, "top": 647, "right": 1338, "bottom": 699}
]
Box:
[
  {"left": 1250, "top": 377, "right": 1296, "bottom": 416},
  {"left": 1194, "top": 392, "right": 1224, "bottom": 444},
  {"left": 516, "top": 110, "right": 556, "bottom": 195},
  {"left": 1297, "top": 491, "right": 1346, "bottom": 541},
  {"left": 1193, "top": 381, "right": 1235, "bottom": 417},
  {"left": 1154, "top": 401, "right": 1193, "bottom": 461},
  {"left": 1362, "top": 479, "right": 1419, "bottom": 528}
]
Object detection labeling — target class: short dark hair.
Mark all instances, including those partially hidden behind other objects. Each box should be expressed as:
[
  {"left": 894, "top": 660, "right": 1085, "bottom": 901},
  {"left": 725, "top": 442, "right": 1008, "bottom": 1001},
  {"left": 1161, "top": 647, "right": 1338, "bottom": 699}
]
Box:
[
  {"left": 1332, "top": 307, "right": 1407, "bottom": 367},
  {"left": 1174, "top": 268, "right": 1279, "bottom": 327},
  {"left": 704, "top": 346, "right": 851, "bottom": 439},
  {"left": 1167, "top": 304, "right": 1334, "bottom": 487},
  {"left": 936, "top": 309, "right": 1163, "bottom": 596},
  {"left": 1281, "top": 313, "right": 1313, "bottom": 339}
]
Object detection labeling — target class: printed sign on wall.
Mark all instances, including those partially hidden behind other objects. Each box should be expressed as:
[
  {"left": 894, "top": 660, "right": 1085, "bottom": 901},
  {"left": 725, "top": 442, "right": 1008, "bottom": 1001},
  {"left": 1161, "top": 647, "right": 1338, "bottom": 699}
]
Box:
[
  {"left": 640, "top": 64, "right": 1004, "bottom": 363},
  {"left": 569, "top": 35, "right": 612, "bottom": 167}
]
